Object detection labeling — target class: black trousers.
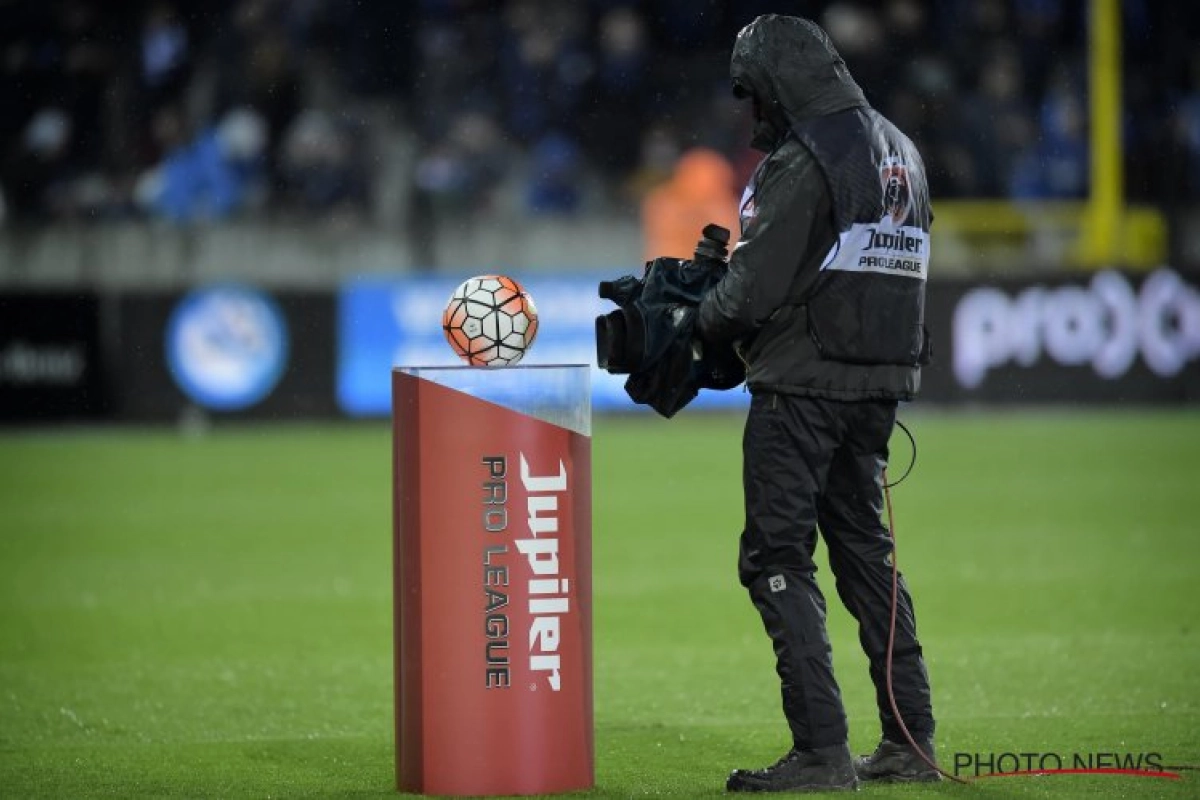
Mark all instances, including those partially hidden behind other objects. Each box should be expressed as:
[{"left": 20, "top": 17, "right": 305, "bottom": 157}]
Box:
[{"left": 738, "top": 392, "right": 934, "bottom": 750}]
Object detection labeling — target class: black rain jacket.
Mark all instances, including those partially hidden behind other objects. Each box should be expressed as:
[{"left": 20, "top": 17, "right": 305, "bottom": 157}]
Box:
[{"left": 698, "top": 15, "right": 931, "bottom": 401}]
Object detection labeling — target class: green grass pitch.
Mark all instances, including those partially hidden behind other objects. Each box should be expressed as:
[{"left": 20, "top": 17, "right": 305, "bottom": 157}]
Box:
[{"left": 1, "top": 410, "right": 1197, "bottom": 798}]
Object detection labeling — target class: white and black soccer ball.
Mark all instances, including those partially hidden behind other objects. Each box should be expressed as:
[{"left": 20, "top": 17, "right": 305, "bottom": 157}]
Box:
[{"left": 442, "top": 275, "right": 539, "bottom": 366}]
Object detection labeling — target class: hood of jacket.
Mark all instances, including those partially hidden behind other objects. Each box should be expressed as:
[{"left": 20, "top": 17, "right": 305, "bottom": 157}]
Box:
[{"left": 730, "top": 15, "right": 867, "bottom": 151}]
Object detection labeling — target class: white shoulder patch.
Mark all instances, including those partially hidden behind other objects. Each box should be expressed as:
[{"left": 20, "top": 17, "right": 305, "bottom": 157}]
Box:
[{"left": 820, "top": 219, "right": 929, "bottom": 280}]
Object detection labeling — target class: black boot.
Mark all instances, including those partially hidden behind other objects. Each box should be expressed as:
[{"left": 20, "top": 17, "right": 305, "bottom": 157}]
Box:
[
  {"left": 727, "top": 743, "right": 858, "bottom": 793},
  {"left": 853, "top": 738, "right": 941, "bottom": 783}
]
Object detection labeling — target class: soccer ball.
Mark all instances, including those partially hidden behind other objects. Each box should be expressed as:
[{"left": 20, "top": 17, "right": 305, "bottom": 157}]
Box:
[{"left": 442, "top": 275, "right": 539, "bottom": 366}]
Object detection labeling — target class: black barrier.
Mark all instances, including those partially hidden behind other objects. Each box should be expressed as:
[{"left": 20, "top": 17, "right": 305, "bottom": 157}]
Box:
[
  {"left": 0, "top": 293, "right": 108, "bottom": 421},
  {"left": 335, "top": 269, "right": 1199, "bottom": 411},
  {"left": 920, "top": 268, "right": 1200, "bottom": 404},
  {"left": 112, "top": 289, "right": 337, "bottom": 421},
  {"left": 2, "top": 270, "right": 1196, "bottom": 422}
]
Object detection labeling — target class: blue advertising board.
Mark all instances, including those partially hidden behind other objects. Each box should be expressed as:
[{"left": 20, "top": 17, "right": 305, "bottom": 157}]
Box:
[
  {"left": 336, "top": 273, "right": 749, "bottom": 416},
  {"left": 165, "top": 283, "right": 290, "bottom": 411}
]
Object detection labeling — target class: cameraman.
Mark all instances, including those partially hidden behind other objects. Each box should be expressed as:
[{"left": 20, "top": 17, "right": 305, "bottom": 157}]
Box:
[{"left": 696, "top": 15, "right": 938, "bottom": 793}]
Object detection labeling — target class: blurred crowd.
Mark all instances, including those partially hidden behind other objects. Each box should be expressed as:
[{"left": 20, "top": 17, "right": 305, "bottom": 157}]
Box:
[{"left": 1, "top": 0, "right": 1197, "bottom": 230}]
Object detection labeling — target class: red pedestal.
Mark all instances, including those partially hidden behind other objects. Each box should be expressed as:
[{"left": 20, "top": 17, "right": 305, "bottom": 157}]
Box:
[{"left": 392, "top": 369, "right": 593, "bottom": 796}]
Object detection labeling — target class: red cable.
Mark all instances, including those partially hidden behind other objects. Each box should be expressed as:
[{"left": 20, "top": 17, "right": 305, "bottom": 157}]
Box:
[{"left": 882, "top": 466, "right": 970, "bottom": 785}]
